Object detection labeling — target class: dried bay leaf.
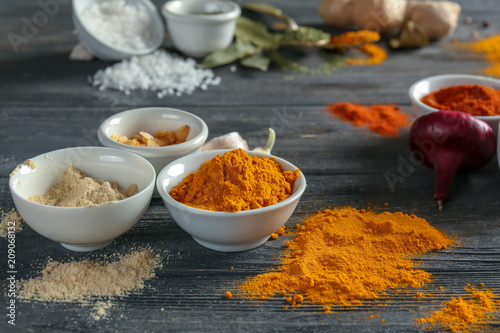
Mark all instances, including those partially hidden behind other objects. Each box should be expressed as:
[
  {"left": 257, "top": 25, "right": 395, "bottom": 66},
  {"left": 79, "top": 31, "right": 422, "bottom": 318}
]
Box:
[
  {"left": 235, "top": 17, "right": 281, "bottom": 50},
  {"left": 240, "top": 52, "right": 271, "bottom": 71},
  {"left": 281, "top": 26, "right": 331, "bottom": 45},
  {"left": 198, "top": 38, "right": 259, "bottom": 69}
]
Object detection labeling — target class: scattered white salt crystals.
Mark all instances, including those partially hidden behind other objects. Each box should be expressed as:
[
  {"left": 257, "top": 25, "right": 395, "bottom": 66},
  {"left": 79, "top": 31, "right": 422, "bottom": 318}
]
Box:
[
  {"left": 91, "top": 50, "right": 221, "bottom": 97},
  {"left": 80, "top": 0, "right": 157, "bottom": 51}
]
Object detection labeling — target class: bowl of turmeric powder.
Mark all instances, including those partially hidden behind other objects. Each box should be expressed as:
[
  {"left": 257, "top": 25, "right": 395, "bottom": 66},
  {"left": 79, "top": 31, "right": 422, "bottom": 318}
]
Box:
[
  {"left": 9, "top": 147, "right": 156, "bottom": 252},
  {"left": 156, "top": 148, "right": 306, "bottom": 252},
  {"left": 409, "top": 74, "right": 500, "bottom": 135}
]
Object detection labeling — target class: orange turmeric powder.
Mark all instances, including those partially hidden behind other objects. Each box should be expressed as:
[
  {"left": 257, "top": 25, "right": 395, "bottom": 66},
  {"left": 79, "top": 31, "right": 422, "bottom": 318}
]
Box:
[
  {"left": 270, "top": 225, "right": 286, "bottom": 240},
  {"left": 327, "top": 102, "right": 409, "bottom": 137},
  {"left": 329, "top": 30, "right": 380, "bottom": 47},
  {"left": 346, "top": 44, "right": 387, "bottom": 65},
  {"left": 467, "top": 34, "right": 500, "bottom": 77},
  {"left": 169, "top": 149, "right": 301, "bottom": 212},
  {"left": 416, "top": 285, "right": 499, "bottom": 332},
  {"left": 238, "top": 207, "right": 452, "bottom": 306}
]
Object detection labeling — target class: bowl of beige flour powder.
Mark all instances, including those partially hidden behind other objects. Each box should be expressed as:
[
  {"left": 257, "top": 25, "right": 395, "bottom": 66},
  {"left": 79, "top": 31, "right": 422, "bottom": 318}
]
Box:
[{"left": 9, "top": 147, "right": 156, "bottom": 251}]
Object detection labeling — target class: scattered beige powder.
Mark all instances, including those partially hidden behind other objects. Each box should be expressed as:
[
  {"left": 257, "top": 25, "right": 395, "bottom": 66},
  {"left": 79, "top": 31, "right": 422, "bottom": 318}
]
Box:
[
  {"left": 10, "top": 159, "right": 36, "bottom": 177},
  {"left": 18, "top": 249, "right": 161, "bottom": 301},
  {"left": 92, "top": 300, "right": 113, "bottom": 321},
  {"left": 0, "top": 208, "right": 24, "bottom": 237},
  {"left": 28, "top": 164, "right": 138, "bottom": 207},
  {"left": 25, "top": 159, "right": 36, "bottom": 169}
]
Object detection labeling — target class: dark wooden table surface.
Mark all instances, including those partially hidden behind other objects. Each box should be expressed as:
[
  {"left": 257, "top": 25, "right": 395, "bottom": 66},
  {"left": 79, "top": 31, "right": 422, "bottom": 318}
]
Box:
[{"left": 1, "top": 0, "right": 500, "bottom": 332}]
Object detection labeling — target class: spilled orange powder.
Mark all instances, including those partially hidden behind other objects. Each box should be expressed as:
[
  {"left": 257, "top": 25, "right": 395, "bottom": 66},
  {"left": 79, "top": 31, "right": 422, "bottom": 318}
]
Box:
[
  {"left": 346, "top": 44, "right": 387, "bottom": 65},
  {"left": 416, "top": 285, "right": 499, "bottom": 332},
  {"left": 327, "top": 102, "right": 409, "bottom": 137},
  {"left": 468, "top": 34, "right": 500, "bottom": 77},
  {"left": 238, "top": 207, "right": 452, "bottom": 306}
]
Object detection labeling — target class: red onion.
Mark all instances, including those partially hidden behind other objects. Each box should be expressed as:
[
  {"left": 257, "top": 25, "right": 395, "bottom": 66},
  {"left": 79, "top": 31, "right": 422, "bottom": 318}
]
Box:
[{"left": 409, "top": 110, "right": 496, "bottom": 210}]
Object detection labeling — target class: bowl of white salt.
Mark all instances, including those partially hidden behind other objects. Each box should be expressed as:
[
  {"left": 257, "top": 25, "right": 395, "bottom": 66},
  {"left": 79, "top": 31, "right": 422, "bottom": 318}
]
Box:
[
  {"left": 9, "top": 147, "right": 156, "bottom": 252},
  {"left": 73, "top": 0, "right": 165, "bottom": 61},
  {"left": 162, "top": 0, "right": 241, "bottom": 57}
]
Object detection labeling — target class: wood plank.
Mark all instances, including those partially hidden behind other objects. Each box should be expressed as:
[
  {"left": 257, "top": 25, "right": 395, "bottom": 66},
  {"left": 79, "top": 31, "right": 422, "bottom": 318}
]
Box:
[{"left": 1, "top": 0, "right": 500, "bottom": 331}]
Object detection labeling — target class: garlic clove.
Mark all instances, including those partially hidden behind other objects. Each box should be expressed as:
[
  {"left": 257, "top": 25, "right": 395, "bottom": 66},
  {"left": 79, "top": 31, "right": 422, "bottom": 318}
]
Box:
[
  {"left": 253, "top": 128, "right": 276, "bottom": 154},
  {"left": 389, "top": 20, "right": 429, "bottom": 49},
  {"left": 202, "top": 132, "right": 249, "bottom": 151}
]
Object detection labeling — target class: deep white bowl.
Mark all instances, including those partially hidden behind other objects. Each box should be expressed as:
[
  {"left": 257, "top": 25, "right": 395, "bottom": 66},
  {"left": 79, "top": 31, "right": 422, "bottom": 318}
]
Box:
[
  {"left": 156, "top": 149, "right": 306, "bottom": 252},
  {"left": 73, "top": 0, "right": 164, "bottom": 61},
  {"left": 9, "top": 147, "right": 155, "bottom": 252},
  {"left": 162, "top": 0, "right": 241, "bottom": 57},
  {"left": 409, "top": 74, "right": 500, "bottom": 136},
  {"left": 98, "top": 107, "right": 208, "bottom": 197}
]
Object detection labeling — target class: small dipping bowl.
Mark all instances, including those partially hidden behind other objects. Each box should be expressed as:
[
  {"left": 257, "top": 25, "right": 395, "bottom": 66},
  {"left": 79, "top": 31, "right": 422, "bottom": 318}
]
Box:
[
  {"left": 409, "top": 74, "right": 500, "bottom": 136},
  {"left": 73, "top": 0, "right": 165, "bottom": 61},
  {"left": 9, "top": 147, "right": 155, "bottom": 252},
  {"left": 98, "top": 107, "right": 208, "bottom": 197},
  {"left": 162, "top": 0, "right": 241, "bottom": 58},
  {"left": 156, "top": 149, "right": 306, "bottom": 252}
]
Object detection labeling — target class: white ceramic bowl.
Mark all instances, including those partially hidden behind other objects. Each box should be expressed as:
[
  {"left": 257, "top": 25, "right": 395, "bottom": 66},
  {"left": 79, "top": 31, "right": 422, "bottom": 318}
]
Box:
[
  {"left": 73, "top": 0, "right": 164, "bottom": 61},
  {"left": 9, "top": 147, "right": 155, "bottom": 252},
  {"left": 162, "top": 0, "right": 241, "bottom": 57},
  {"left": 409, "top": 74, "right": 500, "bottom": 136},
  {"left": 98, "top": 107, "right": 208, "bottom": 197},
  {"left": 156, "top": 149, "right": 306, "bottom": 252}
]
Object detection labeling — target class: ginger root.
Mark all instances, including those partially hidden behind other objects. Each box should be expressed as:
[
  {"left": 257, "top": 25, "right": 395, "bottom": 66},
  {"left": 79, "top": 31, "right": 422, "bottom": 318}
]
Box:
[
  {"left": 351, "top": 0, "right": 407, "bottom": 33},
  {"left": 319, "top": 0, "right": 407, "bottom": 33},
  {"left": 405, "top": 0, "right": 461, "bottom": 39},
  {"left": 319, "top": 0, "right": 461, "bottom": 40},
  {"left": 318, "top": 0, "right": 354, "bottom": 27}
]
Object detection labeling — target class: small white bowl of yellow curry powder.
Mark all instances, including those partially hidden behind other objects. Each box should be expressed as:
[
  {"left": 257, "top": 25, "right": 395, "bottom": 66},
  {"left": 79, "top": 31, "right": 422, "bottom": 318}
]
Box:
[
  {"left": 9, "top": 147, "right": 155, "bottom": 252},
  {"left": 156, "top": 148, "right": 306, "bottom": 252}
]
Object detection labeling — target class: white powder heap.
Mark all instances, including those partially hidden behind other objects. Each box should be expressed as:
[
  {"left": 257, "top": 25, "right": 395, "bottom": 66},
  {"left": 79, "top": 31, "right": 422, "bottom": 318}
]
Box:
[
  {"left": 80, "top": 0, "right": 156, "bottom": 51},
  {"left": 91, "top": 50, "right": 222, "bottom": 97}
]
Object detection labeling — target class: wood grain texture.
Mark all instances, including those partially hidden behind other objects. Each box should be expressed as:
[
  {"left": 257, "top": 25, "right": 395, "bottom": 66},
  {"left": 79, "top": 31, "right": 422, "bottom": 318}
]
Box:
[{"left": 1, "top": 0, "right": 500, "bottom": 332}]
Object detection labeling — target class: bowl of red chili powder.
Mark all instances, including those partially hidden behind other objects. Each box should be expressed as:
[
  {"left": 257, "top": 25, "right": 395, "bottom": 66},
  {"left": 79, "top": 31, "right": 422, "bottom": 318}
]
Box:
[{"left": 409, "top": 74, "right": 500, "bottom": 135}]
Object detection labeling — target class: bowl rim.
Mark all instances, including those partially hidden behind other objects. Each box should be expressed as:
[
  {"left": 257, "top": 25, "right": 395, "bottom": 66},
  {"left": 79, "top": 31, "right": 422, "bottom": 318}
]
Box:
[
  {"left": 98, "top": 107, "right": 209, "bottom": 156},
  {"left": 73, "top": 0, "right": 165, "bottom": 56},
  {"left": 162, "top": 0, "right": 241, "bottom": 22},
  {"left": 156, "top": 149, "right": 307, "bottom": 216},
  {"left": 409, "top": 74, "right": 500, "bottom": 120},
  {"left": 9, "top": 146, "right": 156, "bottom": 210}
]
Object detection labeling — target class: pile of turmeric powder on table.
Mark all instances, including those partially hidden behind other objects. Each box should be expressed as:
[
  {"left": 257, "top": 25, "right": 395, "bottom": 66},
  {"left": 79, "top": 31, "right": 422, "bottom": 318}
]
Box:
[
  {"left": 327, "top": 102, "right": 409, "bottom": 137},
  {"left": 466, "top": 34, "right": 500, "bottom": 77},
  {"left": 329, "top": 30, "right": 381, "bottom": 47},
  {"left": 416, "top": 285, "right": 500, "bottom": 332},
  {"left": 237, "top": 207, "right": 452, "bottom": 307},
  {"left": 327, "top": 30, "right": 387, "bottom": 65},
  {"left": 169, "top": 148, "right": 301, "bottom": 212}
]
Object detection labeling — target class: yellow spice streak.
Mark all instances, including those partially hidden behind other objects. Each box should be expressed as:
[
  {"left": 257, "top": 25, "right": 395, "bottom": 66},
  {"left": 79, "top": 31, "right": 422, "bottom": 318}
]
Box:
[
  {"left": 329, "top": 30, "right": 380, "bottom": 47},
  {"left": 469, "top": 34, "right": 500, "bottom": 77},
  {"left": 416, "top": 287, "right": 499, "bottom": 332},
  {"left": 346, "top": 44, "right": 388, "bottom": 66},
  {"left": 239, "top": 207, "right": 452, "bottom": 306}
]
